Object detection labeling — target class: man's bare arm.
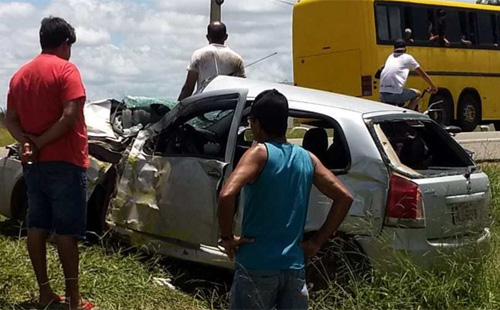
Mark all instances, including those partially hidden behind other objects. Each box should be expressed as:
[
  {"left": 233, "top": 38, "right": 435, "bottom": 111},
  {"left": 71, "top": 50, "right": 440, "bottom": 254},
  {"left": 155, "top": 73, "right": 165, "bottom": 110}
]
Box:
[
  {"left": 28, "top": 98, "right": 83, "bottom": 150},
  {"left": 178, "top": 71, "right": 198, "bottom": 101},
  {"left": 415, "top": 67, "right": 438, "bottom": 93},
  {"left": 5, "top": 106, "right": 25, "bottom": 144},
  {"left": 218, "top": 144, "right": 267, "bottom": 238},
  {"left": 302, "top": 153, "right": 354, "bottom": 258}
]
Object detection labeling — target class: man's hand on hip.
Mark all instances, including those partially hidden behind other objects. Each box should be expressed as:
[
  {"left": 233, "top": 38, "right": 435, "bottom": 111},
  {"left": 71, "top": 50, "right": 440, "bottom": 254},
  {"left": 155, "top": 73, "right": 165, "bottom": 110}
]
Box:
[
  {"left": 218, "top": 236, "right": 254, "bottom": 261},
  {"left": 300, "top": 240, "right": 321, "bottom": 261}
]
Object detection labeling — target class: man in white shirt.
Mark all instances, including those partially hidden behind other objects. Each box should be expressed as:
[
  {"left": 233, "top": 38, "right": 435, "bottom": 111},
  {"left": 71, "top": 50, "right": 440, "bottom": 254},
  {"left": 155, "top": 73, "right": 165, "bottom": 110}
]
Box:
[
  {"left": 379, "top": 39, "right": 438, "bottom": 110},
  {"left": 178, "top": 22, "right": 246, "bottom": 101}
]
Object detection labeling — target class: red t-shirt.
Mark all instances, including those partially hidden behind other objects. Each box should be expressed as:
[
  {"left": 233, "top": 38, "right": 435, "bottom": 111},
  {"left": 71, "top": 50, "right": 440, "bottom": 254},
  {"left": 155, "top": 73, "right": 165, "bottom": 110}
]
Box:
[{"left": 7, "top": 54, "right": 88, "bottom": 168}]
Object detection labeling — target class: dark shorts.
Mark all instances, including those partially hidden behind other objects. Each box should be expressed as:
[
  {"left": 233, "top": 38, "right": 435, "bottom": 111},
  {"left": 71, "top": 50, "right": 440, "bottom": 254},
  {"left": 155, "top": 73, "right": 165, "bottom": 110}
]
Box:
[{"left": 23, "top": 161, "right": 87, "bottom": 238}]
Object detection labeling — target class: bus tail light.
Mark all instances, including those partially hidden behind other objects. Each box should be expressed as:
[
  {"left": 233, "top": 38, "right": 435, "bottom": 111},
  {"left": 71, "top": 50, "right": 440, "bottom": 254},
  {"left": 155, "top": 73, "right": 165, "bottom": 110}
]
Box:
[
  {"left": 361, "top": 76, "right": 372, "bottom": 96},
  {"left": 385, "top": 174, "right": 425, "bottom": 228}
]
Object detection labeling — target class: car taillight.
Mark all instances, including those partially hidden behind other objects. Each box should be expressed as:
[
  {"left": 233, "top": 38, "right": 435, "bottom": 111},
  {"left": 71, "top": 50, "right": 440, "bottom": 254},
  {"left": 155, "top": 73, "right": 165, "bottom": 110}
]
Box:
[
  {"left": 361, "top": 76, "right": 372, "bottom": 97},
  {"left": 385, "top": 174, "right": 425, "bottom": 228}
]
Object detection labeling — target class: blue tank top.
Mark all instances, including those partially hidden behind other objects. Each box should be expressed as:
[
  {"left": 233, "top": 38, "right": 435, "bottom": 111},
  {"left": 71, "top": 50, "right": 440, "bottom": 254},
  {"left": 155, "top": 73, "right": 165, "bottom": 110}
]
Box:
[{"left": 235, "top": 142, "right": 314, "bottom": 270}]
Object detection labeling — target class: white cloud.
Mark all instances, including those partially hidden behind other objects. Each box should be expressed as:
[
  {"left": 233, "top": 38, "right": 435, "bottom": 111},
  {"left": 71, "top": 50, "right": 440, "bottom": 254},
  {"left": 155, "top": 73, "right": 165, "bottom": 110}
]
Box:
[
  {"left": 0, "top": 0, "right": 293, "bottom": 104},
  {"left": 0, "top": 2, "right": 36, "bottom": 19},
  {"left": 76, "top": 27, "right": 111, "bottom": 46},
  {"left": 0, "top": 0, "right": 479, "bottom": 106}
]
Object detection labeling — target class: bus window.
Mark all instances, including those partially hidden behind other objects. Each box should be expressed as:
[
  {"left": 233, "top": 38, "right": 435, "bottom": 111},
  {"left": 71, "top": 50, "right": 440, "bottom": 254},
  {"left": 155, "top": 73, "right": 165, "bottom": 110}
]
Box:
[
  {"left": 477, "top": 12, "right": 495, "bottom": 46},
  {"left": 468, "top": 12, "right": 478, "bottom": 45},
  {"left": 459, "top": 12, "right": 473, "bottom": 46},
  {"left": 492, "top": 14, "right": 499, "bottom": 47},
  {"left": 404, "top": 6, "right": 413, "bottom": 30},
  {"left": 376, "top": 5, "right": 390, "bottom": 41},
  {"left": 388, "top": 6, "right": 402, "bottom": 40},
  {"left": 445, "top": 10, "right": 462, "bottom": 44},
  {"left": 376, "top": 4, "right": 402, "bottom": 42},
  {"left": 412, "top": 6, "right": 433, "bottom": 42}
]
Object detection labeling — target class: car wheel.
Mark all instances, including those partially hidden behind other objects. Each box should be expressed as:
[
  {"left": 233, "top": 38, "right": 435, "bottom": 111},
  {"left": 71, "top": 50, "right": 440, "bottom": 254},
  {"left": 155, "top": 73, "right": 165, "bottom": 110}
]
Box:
[
  {"left": 457, "top": 94, "right": 481, "bottom": 132},
  {"left": 428, "top": 94, "right": 452, "bottom": 125},
  {"left": 86, "top": 167, "right": 117, "bottom": 235},
  {"left": 305, "top": 233, "right": 369, "bottom": 291}
]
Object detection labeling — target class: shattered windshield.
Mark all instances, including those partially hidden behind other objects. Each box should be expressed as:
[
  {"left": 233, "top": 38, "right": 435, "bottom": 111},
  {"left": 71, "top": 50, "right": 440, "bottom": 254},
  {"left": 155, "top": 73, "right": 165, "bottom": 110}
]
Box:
[{"left": 187, "top": 110, "right": 233, "bottom": 130}]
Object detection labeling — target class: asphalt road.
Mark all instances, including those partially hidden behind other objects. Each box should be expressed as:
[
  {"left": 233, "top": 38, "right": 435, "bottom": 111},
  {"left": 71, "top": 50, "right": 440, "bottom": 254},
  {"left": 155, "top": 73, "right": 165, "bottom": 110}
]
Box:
[
  {"left": 290, "top": 131, "right": 500, "bottom": 162},
  {"left": 455, "top": 131, "right": 500, "bottom": 162}
]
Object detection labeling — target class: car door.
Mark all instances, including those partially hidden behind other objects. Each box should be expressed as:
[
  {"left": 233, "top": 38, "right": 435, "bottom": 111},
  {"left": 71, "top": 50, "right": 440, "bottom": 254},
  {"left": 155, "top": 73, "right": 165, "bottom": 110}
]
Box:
[{"left": 110, "top": 89, "right": 248, "bottom": 247}]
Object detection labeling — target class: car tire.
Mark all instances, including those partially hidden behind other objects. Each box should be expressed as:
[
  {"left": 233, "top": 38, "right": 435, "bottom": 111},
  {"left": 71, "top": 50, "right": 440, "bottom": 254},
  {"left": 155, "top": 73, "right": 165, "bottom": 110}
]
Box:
[
  {"left": 457, "top": 94, "right": 481, "bottom": 132},
  {"left": 428, "top": 94, "right": 453, "bottom": 125},
  {"left": 86, "top": 167, "right": 117, "bottom": 235},
  {"left": 305, "top": 233, "right": 369, "bottom": 291}
]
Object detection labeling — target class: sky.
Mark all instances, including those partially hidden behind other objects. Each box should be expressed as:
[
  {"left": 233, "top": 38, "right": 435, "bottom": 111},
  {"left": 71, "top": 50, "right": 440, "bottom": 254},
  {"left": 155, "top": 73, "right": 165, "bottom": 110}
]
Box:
[{"left": 0, "top": 0, "right": 477, "bottom": 105}]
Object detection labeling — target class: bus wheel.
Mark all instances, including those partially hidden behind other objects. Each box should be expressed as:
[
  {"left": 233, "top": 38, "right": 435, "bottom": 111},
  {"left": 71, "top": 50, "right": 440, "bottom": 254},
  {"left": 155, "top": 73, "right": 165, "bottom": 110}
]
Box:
[
  {"left": 458, "top": 94, "right": 481, "bottom": 132},
  {"left": 429, "top": 93, "right": 452, "bottom": 125},
  {"left": 493, "top": 121, "right": 500, "bottom": 131}
]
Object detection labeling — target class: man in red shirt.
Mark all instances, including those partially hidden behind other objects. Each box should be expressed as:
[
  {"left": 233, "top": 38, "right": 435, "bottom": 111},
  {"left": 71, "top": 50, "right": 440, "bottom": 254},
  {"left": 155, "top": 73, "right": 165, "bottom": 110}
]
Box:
[{"left": 5, "top": 17, "right": 93, "bottom": 310}]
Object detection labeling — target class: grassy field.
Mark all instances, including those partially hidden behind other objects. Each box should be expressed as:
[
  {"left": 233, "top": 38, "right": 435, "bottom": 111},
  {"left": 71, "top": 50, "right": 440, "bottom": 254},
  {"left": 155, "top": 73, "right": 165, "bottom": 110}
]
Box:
[
  {"left": 0, "top": 126, "right": 15, "bottom": 146},
  {"left": 1, "top": 124, "right": 500, "bottom": 309}
]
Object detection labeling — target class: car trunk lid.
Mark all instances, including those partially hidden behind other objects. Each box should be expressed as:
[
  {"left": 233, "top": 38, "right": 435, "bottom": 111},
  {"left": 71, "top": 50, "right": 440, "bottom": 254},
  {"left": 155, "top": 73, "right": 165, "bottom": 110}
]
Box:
[{"left": 367, "top": 115, "right": 491, "bottom": 239}]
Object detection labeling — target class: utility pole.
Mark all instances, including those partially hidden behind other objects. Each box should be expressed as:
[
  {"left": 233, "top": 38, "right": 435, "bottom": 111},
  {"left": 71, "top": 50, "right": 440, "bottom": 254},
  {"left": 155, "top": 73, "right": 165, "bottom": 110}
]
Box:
[{"left": 210, "top": 0, "right": 224, "bottom": 23}]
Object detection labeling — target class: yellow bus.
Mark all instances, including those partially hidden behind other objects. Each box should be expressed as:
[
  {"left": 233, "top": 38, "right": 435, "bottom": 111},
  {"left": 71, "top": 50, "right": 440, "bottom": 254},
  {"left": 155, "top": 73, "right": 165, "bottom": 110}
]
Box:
[{"left": 293, "top": 0, "right": 500, "bottom": 131}]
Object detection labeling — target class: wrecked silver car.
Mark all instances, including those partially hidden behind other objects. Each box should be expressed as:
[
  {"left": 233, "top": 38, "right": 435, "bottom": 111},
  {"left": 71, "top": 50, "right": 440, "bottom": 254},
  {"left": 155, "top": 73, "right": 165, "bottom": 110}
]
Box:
[{"left": 0, "top": 76, "right": 491, "bottom": 274}]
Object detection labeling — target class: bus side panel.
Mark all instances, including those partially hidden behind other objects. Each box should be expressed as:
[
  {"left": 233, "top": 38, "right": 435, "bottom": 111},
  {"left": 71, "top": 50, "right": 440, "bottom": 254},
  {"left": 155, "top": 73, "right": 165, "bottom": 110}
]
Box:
[
  {"left": 293, "top": 0, "right": 369, "bottom": 96},
  {"left": 296, "top": 50, "right": 362, "bottom": 96}
]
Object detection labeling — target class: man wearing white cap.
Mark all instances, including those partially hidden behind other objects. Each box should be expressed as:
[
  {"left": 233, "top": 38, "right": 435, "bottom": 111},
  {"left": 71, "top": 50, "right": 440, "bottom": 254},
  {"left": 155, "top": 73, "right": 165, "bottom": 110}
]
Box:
[{"left": 379, "top": 39, "right": 438, "bottom": 110}]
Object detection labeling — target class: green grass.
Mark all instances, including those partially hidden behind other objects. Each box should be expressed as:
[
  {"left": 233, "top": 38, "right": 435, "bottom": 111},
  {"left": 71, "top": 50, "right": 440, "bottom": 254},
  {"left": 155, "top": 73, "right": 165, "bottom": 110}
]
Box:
[
  {"left": 0, "top": 127, "right": 15, "bottom": 146},
  {"left": 307, "top": 163, "right": 500, "bottom": 310},
  {"left": 2, "top": 123, "right": 500, "bottom": 309},
  {"left": 0, "top": 228, "right": 209, "bottom": 310}
]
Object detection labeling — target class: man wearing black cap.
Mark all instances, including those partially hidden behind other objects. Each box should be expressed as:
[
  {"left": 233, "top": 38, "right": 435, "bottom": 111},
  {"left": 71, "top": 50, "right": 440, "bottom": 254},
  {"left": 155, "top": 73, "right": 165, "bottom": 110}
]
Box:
[
  {"left": 218, "top": 89, "right": 353, "bottom": 309},
  {"left": 380, "top": 39, "right": 438, "bottom": 110}
]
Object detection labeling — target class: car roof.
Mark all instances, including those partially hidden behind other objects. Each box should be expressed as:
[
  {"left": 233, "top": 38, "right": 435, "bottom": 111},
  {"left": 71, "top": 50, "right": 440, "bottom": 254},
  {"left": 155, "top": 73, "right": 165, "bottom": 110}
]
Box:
[{"left": 203, "top": 76, "right": 410, "bottom": 115}]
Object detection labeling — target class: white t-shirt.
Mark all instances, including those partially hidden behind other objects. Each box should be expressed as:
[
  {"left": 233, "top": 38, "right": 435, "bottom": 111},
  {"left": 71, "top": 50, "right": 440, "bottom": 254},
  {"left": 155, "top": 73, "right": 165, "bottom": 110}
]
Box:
[
  {"left": 379, "top": 53, "right": 420, "bottom": 94},
  {"left": 187, "top": 43, "right": 246, "bottom": 91}
]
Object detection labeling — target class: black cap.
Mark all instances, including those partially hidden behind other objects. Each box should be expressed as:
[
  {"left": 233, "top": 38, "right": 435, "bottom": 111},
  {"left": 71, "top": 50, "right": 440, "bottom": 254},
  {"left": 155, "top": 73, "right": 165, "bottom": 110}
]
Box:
[
  {"left": 394, "top": 39, "right": 407, "bottom": 53},
  {"left": 250, "top": 89, "right": 289, "bottom": 137}
]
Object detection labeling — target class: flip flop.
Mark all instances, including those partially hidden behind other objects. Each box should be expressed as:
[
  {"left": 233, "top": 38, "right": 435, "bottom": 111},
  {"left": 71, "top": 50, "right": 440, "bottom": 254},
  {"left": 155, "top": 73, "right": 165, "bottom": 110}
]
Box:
[
  {"left": 78, "top": 301, "right": 96, "bottom": 310},
  {"left": 65, "top": 298, "right": 96, "bottom": 310}
]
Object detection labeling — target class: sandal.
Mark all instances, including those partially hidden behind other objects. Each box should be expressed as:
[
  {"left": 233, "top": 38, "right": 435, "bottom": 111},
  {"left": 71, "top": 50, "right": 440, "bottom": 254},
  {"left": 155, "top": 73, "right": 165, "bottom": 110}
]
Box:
[
  {"left": 65, "top": 298, "right": 96, "bottom": 310},
  {"left": 78, "top": 300, "right": 95, "bottom": 310}
]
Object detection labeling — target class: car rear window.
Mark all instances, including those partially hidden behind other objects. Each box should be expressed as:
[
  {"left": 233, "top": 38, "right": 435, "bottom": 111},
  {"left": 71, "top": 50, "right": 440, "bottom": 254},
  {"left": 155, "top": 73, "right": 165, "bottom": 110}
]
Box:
[{"left": 372, "top": 119, "right": 474, "bottom": 176}]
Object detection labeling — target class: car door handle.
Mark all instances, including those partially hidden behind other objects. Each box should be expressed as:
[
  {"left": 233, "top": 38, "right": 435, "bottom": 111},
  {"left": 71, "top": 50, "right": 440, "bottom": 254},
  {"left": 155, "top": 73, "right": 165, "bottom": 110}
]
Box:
[{"left": 208, "top": 171, "right": 222, "bottom": 178}]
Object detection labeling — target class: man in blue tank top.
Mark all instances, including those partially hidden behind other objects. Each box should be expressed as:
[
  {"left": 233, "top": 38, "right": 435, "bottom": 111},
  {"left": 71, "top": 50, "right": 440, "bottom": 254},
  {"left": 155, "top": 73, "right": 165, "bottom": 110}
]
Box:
[{"left": 218, "top": 89, "right": 354, "bottom": 310}]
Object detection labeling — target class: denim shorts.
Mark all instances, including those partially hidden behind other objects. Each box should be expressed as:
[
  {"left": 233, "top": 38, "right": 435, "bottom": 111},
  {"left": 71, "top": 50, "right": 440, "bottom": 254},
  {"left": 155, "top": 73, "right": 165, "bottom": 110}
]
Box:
[
  {"left": 229, "top": 268, "right": 308, "bottom": 310},
  {"left": 23, "top": 161, "right": 87, "bottom": 238},
  {"left": 380, "top": 88, "right": 419, "bottom": 106}
]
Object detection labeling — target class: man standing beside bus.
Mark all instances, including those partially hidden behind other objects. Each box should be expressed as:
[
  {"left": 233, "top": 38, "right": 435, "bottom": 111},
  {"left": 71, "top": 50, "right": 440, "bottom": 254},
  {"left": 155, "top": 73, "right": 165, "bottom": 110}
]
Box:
[{"left": 379, "top": 39, "right": 438, "bottom": 110}]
